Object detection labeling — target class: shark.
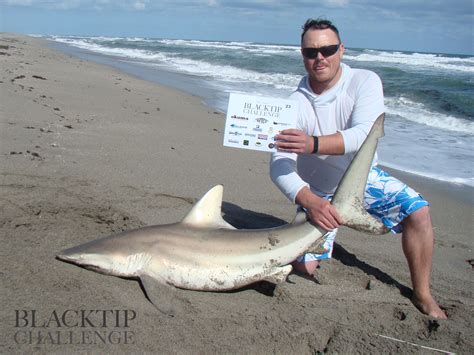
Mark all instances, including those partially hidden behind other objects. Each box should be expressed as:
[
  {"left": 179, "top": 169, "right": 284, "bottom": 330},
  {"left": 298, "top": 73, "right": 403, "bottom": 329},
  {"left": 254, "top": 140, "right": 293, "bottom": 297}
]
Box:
[{"left": 57, "top": 114, "right": 387, "bottom": 315}]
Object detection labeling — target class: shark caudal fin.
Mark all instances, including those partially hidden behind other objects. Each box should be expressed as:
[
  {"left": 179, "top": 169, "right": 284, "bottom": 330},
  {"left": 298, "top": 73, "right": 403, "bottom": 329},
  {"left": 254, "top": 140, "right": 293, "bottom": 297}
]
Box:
[{"left": 331, "top": 114, "right": 389, "bottom": 235}]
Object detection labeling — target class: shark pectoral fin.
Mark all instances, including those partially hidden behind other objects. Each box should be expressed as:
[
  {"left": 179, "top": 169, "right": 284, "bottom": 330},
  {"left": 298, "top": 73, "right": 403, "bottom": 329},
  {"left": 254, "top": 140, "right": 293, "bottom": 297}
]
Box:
[
  {"left": 140, "top": 275, "right": 189, "bottom": 317},
  {"left": 181, "top": 185, "right": 236, "bottom": 230},
  {"left": 263, "top": 265, "right": 293, "bottom": 284}
]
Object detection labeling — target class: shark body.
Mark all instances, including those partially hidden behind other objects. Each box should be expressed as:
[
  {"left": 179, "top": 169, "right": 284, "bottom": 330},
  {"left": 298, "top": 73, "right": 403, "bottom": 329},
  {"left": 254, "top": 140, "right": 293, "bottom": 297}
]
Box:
[{"left": 57, "top": 114, "right": 387, "bottom": 312}]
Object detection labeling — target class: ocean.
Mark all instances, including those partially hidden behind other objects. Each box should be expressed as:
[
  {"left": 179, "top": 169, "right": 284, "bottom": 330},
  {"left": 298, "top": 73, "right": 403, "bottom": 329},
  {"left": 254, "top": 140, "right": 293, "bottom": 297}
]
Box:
[{"left": 45, "top": 35, "right": 473, "bottom": 186}]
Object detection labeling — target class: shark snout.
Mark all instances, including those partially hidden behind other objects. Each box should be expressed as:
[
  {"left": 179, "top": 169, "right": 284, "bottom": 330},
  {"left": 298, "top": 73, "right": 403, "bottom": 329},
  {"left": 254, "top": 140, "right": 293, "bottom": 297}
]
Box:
[
  {"left": 56, "top": 239, "right": 114, "bottom": 266},
  {"left": 56, "top": 249, "right": 117, "bottom": 276},
  {"left": 56, "top": 249, "right": 88, "bottom": 265}
]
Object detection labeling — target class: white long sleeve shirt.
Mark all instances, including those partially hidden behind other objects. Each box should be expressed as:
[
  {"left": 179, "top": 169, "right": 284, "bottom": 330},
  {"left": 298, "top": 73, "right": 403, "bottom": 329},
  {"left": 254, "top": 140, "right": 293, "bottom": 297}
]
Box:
[{"left": 270, "top": 63, "right": 385, "bottom": 202}]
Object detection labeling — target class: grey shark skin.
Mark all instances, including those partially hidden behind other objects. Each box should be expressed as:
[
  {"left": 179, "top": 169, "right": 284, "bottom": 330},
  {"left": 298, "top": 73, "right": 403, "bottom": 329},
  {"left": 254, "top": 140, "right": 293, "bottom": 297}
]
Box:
[{"left": 57, "top": 114, "right": 386, "bottom": 313}]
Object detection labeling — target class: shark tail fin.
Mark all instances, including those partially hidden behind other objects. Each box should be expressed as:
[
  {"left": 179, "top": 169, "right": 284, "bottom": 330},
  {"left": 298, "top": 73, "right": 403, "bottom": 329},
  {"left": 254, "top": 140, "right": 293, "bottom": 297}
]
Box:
[
  {"left": 331, "top": 114, "right": 389, "bottom": 235},
  {"left": 181, "top": 185, "right": 236, "bottom": 229}
]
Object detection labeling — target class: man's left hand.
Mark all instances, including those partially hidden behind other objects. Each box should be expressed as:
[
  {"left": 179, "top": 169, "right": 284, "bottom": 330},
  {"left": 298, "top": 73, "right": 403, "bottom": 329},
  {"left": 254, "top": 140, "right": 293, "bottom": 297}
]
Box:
[{"left": 276, "top": 129, "right": 313, "bottom": 154}]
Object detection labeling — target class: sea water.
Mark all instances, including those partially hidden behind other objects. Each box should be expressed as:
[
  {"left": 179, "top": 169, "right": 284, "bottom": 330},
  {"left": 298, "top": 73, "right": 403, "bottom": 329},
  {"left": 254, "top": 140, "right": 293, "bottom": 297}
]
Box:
[{"left": 45, "top": 35, "right": 473, "bottom": 186}]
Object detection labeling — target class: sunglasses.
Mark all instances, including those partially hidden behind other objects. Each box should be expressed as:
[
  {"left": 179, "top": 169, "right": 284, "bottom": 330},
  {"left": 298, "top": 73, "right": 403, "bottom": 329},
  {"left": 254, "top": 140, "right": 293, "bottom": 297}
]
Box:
[{"left": 302, "top": 44, "right": 340, "bottom": 59}]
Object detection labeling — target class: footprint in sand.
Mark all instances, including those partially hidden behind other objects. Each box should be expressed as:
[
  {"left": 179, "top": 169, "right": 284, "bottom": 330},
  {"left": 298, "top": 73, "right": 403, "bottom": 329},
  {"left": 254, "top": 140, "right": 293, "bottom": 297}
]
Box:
[{"left": 393, "top": 308, "right": 407, "bottom": 321}]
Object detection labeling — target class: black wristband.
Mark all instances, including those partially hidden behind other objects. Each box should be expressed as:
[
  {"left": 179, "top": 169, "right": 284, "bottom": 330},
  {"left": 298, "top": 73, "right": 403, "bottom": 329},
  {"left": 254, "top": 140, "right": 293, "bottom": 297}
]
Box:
[{"left": 312, "top": 136, "right": 319, "bottom": 154}]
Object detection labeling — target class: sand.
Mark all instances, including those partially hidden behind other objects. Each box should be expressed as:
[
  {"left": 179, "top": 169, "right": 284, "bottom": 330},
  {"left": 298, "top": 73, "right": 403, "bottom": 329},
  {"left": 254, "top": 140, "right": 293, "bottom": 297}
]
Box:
[{"left": 0, "top": 34, "right": 472, "bottom": 354}]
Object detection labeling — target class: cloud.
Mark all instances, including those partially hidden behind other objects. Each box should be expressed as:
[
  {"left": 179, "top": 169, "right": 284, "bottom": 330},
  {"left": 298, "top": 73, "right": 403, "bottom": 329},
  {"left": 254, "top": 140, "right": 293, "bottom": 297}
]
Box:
[
  {"left": 132, "top": 0, "right": 147, "bottom": 11},
  {"left": 0, "top": 0, "right": 228, "bottom": 11},
  {"left": 0, "top": 0, "right": 149, "bottom": 10},
  {"left": 1, "top": 0, "right": 472, "bottom": 21},
  {"left": 323, "top": 0, "right": 349, "bottom": 7},
  {"left": 1, "top": 0, "right": 86, "bottom": 9},
  {"left": 3, "top": 0, "right": 33, "bottom": 5},
  {"left": 55, "top": 0, "right": 81, "bottom": 10}
]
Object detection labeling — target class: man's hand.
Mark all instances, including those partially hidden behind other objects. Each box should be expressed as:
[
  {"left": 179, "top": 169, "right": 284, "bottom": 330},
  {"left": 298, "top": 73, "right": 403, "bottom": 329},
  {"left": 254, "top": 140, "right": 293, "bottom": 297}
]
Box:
[
  {"left": 306, "top": 197, "right": 342, "bottom": 231},
  {"left": 276, "top": 129, "right": 313, "bottom": 154},
  {"left": 296, "top": 187, "right": 342, "bottom": 230}
]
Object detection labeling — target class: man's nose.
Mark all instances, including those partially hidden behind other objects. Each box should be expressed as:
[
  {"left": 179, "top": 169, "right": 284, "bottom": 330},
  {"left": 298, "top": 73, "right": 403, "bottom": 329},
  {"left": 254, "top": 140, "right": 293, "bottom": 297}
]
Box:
[{"left": 316, "top": 51, "right": 325, "bottom": 60}]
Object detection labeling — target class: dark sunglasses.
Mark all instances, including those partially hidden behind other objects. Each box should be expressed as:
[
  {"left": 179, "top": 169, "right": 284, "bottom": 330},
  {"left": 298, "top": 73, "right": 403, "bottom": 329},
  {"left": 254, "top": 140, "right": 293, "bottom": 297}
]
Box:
[{"left": 302, "top": 44, "right": 340, "bottom": 59}]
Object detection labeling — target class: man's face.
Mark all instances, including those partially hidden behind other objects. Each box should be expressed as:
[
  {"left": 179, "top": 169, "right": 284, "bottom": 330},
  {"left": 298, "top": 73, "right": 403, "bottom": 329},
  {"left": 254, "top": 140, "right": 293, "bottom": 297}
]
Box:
[{"left": 301, "top": 28, "right": 344, "bottom": 93}]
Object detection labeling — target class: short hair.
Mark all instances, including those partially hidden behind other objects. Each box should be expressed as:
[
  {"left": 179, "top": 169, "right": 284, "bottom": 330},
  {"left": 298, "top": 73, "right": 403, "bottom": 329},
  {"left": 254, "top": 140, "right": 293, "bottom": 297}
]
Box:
[{"left": 301, "top": 18, "right": 341, "bottom": 44}]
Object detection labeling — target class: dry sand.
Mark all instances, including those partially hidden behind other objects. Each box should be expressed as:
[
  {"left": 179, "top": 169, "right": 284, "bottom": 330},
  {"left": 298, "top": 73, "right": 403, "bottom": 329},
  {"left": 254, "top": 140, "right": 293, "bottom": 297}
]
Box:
[{"left": 1, "top": 34, "right": 472, "bottom": 354}]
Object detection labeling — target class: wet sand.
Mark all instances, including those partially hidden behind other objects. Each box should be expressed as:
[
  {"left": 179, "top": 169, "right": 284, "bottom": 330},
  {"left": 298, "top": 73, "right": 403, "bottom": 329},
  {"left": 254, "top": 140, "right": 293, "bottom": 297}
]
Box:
[{"left": 1, "top": 34, "right": 472, "bottom": 354}]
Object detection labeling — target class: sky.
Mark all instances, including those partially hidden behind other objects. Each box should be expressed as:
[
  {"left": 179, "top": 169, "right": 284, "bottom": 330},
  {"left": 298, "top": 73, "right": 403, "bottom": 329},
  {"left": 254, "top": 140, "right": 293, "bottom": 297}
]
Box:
[{"left": 0, "top": 0, "right": 473, "bottom": 55}]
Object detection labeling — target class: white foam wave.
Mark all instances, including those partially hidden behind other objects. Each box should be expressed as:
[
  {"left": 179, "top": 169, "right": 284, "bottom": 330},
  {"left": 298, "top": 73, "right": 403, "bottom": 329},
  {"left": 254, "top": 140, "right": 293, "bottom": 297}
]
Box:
[
  {"left": 51, "top": 36, "right": 301, "bottom": 90},
  {"left": 345, "top": 49, "right": 474, "bottom": 73},
  {"left": 51, "top": 36, "right": 170, "bottom": 61},
  {"left": 53, "top": 35, "right": 126, "bottom": 42},
  {"left": 156, "top": 38, "right": 300, "bottom": 55},
  {"left": 146, "top": 57, "right": 301, "bottom": 90},
  {"left": 385, "top": 96, "right": 474, "bottom": 134}
]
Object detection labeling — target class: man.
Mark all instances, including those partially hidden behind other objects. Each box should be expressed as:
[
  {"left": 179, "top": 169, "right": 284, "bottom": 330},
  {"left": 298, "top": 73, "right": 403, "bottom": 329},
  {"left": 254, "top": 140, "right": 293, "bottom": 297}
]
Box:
[{"left": 270, "top": 18, "right": 447, "bottom": 319}]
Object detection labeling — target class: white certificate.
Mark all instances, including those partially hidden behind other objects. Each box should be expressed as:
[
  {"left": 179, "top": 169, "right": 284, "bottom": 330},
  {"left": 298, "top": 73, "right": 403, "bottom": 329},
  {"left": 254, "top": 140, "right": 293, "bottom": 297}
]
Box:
[{"left": 223, "top": 93, "right": 298, "bottom": 152}]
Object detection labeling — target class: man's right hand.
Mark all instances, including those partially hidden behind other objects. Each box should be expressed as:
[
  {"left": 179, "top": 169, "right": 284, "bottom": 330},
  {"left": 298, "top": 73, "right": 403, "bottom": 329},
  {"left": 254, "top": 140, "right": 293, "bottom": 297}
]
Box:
[{"left": 295, "top": 187, "right": 342, "bottom": 231}]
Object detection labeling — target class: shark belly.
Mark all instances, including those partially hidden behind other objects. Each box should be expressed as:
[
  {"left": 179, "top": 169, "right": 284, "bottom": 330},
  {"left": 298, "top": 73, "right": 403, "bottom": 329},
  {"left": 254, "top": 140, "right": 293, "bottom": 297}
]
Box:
[{"left": 147, "top": 260, "right": 291, "bottom": 291}]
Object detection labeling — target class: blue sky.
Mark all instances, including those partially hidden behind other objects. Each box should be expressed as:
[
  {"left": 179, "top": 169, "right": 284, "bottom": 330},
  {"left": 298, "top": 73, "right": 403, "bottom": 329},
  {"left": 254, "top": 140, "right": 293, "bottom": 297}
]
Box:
[{"left": 1, "top": 0, "right": 473, "bottom": 55}]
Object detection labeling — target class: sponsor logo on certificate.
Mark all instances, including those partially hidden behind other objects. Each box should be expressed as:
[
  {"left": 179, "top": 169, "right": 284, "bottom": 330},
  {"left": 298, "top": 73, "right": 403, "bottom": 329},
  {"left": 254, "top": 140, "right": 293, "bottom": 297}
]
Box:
[{"left": 223, "top": 93, "right": 298, "bottom": 152}]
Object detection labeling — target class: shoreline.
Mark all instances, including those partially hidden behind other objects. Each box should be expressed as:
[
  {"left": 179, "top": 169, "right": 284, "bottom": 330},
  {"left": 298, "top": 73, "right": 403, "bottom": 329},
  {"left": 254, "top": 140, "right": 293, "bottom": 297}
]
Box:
[
  {"left": 1, "top": 34, "right": 472, "bottom": 354},
  {"left": 47, "top": 38, "right": 229, "bottom": 115}
]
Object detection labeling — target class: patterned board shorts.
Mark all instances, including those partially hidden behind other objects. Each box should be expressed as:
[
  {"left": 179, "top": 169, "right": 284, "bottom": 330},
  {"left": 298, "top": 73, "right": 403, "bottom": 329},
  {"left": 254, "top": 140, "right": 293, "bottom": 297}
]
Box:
[{"left": 297, "top": 166, "right": 429, "bottom": 263}]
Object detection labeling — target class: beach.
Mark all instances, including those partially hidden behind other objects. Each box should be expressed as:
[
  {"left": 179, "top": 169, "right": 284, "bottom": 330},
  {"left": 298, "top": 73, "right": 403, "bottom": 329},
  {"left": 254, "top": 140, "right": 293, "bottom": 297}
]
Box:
[{"left": 0, "top": 34, "right": 472, "bottom": 353}]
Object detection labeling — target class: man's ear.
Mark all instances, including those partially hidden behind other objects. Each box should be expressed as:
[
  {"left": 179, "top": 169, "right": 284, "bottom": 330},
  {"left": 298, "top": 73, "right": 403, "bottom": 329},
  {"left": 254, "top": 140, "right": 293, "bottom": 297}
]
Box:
[{"left": 339, "top": 43, "right": 345, "bottom": 58}]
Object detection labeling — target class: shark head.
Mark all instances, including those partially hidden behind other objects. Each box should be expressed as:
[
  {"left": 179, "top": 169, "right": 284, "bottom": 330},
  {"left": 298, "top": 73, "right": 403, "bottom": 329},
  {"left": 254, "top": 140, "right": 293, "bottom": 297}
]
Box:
[{"left": 57, "top": 238, "right": 152, "bottom": 277}]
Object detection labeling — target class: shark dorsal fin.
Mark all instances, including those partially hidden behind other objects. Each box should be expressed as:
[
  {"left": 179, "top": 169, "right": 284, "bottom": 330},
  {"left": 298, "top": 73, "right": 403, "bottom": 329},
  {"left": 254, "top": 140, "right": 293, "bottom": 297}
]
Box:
[{"left": 181, "top": 185, "right": 236, "bottom": 229}]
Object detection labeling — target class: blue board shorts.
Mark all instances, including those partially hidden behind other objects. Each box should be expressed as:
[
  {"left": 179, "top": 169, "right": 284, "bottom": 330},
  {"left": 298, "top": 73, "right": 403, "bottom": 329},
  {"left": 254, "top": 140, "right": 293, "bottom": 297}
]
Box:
[{"left": 297, "top": 166, "right": 429, "bottom": 263}]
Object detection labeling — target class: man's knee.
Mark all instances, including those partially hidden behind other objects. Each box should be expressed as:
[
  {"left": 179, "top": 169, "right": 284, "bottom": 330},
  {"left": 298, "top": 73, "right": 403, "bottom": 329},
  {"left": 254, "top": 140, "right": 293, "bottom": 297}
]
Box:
[
  {"left": 292, "top": 259, "right": 319, "bottom": 275},
  {"left": 403, "top": 206, "right": 432, "bottom": 230}
]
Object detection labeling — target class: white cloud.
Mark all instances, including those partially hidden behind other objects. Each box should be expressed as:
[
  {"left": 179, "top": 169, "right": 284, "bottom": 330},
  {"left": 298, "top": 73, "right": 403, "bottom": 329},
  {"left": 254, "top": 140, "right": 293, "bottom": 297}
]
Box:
[
  {"left": 323, "top": 0, "right": 349, "bottom": 7},
  {"left": 4, "top": 0, "right": 33, "bottom": 5},
  {"left": 2, "top": 0, "right": 83, "bottom": 8},
  {"left": 133, "top": 0, "right": 147, "bottom": 11},
  {"left": 0, "top": 0, "right": 153, "bottom": 10},
  {"left": 55, "top": 0, "right": 81, "bottom": 9}
]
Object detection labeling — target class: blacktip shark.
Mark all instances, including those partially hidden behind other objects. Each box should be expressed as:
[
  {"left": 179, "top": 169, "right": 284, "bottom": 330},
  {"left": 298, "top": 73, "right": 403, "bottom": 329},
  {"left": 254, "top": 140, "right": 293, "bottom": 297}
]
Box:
[{"left": 57, "top": 114, "right": 387, "bottom": 315}]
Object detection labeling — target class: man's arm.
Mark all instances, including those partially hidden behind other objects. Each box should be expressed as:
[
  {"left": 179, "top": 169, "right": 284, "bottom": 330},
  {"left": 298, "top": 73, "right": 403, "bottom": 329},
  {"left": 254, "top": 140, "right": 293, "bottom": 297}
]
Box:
[
  {"left": 269, "top": 151, "right": 309, "bottom": 203},
  {"left": 275, "top": 130, "right": 344, "bottom": 155},
  {"left": 270, "top": 149, "right": 343, "bottom": 230},
  {"left": 295, "top": 186, "right": 342, "bottom": 230}
]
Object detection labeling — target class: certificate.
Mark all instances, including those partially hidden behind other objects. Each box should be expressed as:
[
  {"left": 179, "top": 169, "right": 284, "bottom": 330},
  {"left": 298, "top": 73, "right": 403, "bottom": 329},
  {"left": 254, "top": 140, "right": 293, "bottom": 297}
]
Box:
[{"left": 223, "top": 93, "right": 298, "bottom": 152}]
